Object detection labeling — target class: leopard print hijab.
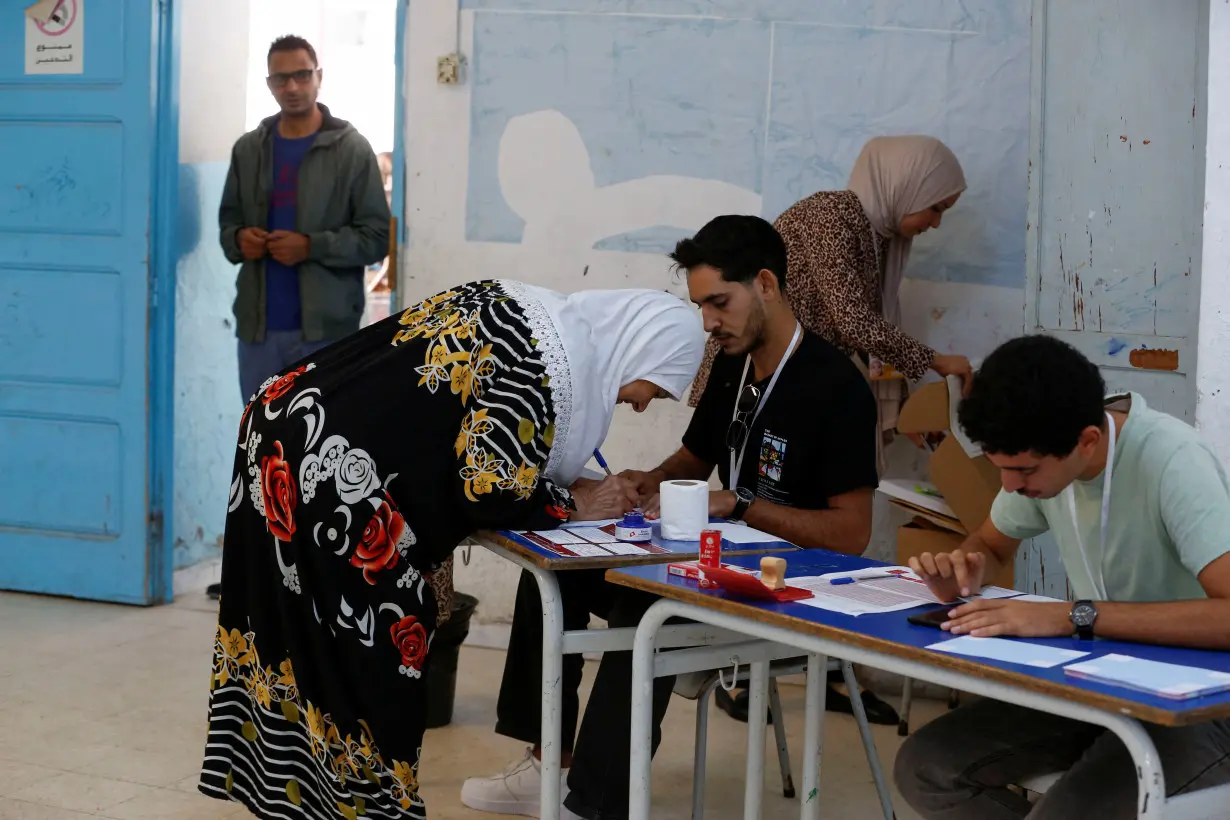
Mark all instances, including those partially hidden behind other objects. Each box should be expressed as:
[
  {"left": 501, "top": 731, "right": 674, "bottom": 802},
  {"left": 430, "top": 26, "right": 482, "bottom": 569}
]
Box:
[{"left": 847, "top": 136, "right": 966, "bottom": 326}]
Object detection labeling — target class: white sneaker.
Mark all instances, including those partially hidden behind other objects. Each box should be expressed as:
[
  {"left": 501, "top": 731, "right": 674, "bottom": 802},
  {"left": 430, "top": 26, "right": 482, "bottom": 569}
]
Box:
[{"left": 460, "top": 748, "right": 569, "bottom": 817}]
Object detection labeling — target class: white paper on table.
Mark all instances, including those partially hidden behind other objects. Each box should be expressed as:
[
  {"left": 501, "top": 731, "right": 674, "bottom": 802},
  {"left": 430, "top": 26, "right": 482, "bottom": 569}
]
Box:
[
  {"left": 566, "top": 544, "right": 613, "bottom": 558},
  {"left": 929, "top": 636, "right": 1089, "bottom": 668},
  {"left": 565, "top": 527, "right": 618, "bottom": 544},
  {"left": 712, "top": 522, "right": 782, "bottom": 544},
  {"left": 1063, "top": 654, "right": 1230, "bottom": 699},
  {"left": 564, "top": 519, "right": 620, "bottom": 529},
  {"left": 604, "top": 543, "right": 651, "bottom": 556},
  {"left": 532, "top": 530, "right": 586, "bottom": 546},
  {"left": 791, "top": 570, "right": 942, "bottom": 616}
]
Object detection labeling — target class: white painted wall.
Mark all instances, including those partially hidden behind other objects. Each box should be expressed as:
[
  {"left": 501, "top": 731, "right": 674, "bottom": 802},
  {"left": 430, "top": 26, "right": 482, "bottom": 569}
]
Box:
[
  {"left": 1196, "top": 0, "right": 1230, "bottom": 460},
  {"left": 179, "top": 0, "right": 251, "bottom": 165},
  {"left": 173, "top": 0, "right": 252, "bottom": 577},
  {"left": 402, "top": 1, "right": 1033, "bottom": 622}
]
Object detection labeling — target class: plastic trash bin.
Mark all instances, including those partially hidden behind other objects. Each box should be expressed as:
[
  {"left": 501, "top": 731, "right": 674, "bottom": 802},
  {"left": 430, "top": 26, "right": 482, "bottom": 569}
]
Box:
[{"left": 425, "top": 592, "right": 478, "bottom": 728}]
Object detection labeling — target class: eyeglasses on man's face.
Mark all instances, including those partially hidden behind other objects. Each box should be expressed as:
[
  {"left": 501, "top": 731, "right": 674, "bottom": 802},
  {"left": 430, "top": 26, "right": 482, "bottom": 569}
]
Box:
[{"left": 267, "top": 68, "right": 318, "bottom": 89}]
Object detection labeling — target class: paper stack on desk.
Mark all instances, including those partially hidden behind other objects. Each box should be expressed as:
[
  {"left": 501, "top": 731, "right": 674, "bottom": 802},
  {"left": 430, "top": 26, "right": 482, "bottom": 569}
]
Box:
[
  {"left": 929, "top": 636, "right": 1089, "bottom": 668},
  {"left": 1063, "top": 655, "right": 1230, "bottom": 700}
]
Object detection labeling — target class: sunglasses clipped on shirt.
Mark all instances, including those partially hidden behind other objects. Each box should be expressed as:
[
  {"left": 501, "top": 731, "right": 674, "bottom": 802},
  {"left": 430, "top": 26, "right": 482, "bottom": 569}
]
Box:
[
  {"left": 726, "top": 383, "right": 763, "bottom": 455},
  {"left": 267, "top": 68, "right": 319, "bottom": 89}
]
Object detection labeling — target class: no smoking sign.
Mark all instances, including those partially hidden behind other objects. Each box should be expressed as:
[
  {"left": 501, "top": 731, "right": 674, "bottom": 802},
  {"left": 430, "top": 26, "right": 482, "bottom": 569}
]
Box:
[
  {"left": 25, "top": 0, "right": 85, "bottom": 75},
  {"left": 36, "top": 0, "right": 78, "bottom": 36}
]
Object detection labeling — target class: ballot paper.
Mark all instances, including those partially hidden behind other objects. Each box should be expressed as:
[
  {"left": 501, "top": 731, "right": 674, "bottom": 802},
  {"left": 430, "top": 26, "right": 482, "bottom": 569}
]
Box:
[
  {"left": 792, "top": 567, "right": 943, "bottom": 616},
  {"left": 565, "top": 527, "right": 619, "bottom": 544},
  {"left": 791, "top": 569, "right": 1028, "bottom": 616},
  {"left": 1064, "top": 655, "right": 1230, "bottom": 700},
  {"left": 929, "top": 636, "right": 1090, "bottom": 668},
  {"left": 711, "top": 522, "right": 783, "bottom": 544},
  {"left": 522, "top": 525, "right": 669, "bottom": 558},
  {"left": 532, "top": 530, "right": 586, "bottom": 546}
]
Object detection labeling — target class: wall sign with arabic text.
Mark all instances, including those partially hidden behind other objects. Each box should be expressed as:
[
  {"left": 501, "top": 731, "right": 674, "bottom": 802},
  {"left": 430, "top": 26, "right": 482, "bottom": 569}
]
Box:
[{"left": 25, "top": 0, "right": 84, "bottom": 76}]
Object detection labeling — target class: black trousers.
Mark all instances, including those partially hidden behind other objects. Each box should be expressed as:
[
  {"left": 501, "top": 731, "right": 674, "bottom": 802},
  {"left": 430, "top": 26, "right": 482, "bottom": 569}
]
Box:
[{"left": 494, "top": 569, "right": 677, "bottom": 820}]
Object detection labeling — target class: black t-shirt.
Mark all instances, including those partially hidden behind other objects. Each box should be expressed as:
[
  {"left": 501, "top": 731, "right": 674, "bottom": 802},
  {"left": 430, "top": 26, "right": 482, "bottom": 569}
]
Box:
[{"left": 682, "top": 332, "right": 879, "bottom": 510}]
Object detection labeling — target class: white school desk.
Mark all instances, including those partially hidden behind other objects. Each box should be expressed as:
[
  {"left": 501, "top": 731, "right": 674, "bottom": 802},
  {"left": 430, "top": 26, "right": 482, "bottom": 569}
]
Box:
[
  {"left": 469, "top": 525, "right": 797, "bottom": 820},
  {"left": 612, "top": 550, "right": 1230, "bottom": 820}
]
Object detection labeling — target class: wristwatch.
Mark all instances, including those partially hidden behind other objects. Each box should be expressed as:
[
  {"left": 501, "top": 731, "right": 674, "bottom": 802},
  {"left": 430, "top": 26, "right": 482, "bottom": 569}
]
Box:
[
  {"left": 1069, "top": 600, "right": 1098, "bottom": 640},
  {"left": 730, "top": 487, "right": 756, "bottom": 521}
]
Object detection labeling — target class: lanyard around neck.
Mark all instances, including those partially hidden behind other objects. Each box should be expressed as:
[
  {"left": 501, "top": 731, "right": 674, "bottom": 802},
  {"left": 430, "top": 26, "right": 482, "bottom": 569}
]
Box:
[
  {"left": 1066, "top": 411, "right": 1116, "bottom": 601},
  {"left": 729, "top": 322, "right": 803, "bottom": 485}
]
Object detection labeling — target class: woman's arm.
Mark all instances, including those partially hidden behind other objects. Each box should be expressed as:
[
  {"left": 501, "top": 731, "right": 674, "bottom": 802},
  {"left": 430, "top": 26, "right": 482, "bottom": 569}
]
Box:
[{"left": 450, "top": 364, "right": 575, "bottom": 533}]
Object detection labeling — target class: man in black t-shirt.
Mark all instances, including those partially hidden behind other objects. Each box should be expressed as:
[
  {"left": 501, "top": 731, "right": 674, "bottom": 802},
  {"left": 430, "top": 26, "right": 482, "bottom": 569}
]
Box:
[
  {"left": 623, "top": 215, "right": 894, "bottom": 726},
  {"left": 624, "top": 214, "right": 878, "bottom": 551}
]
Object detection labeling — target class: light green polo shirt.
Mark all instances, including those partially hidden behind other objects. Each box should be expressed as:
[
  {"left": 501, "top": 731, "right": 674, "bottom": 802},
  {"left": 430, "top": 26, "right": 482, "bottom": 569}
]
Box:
[{"left": 990, "top": 393, "right": 1230, "bottom": 602}]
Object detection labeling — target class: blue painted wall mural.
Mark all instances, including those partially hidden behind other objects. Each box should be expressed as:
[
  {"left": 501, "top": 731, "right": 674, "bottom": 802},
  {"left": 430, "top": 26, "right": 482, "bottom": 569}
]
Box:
[{"left": 459, "top": 0, "right": 1031, "bottom": 288}]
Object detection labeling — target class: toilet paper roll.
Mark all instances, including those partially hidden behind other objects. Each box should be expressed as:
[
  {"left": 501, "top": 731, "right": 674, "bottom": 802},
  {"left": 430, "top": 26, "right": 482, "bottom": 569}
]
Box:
[{"left": 659, "top": 480, "right": 709, "bottom": 542}]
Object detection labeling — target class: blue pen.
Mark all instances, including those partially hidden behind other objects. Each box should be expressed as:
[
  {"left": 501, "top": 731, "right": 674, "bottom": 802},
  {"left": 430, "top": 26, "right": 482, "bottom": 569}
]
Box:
[
  {"left": 593, "top": 449, "right": 614, "bottom": 477},
  {"left": 830, "top": 571, "right": 897, "bottom": 586}
]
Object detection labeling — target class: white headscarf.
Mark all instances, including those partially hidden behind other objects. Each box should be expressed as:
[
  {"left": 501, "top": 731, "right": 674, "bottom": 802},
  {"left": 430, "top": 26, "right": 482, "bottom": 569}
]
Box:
[
  {"left": 503, "top": 282, "right": 705, "bottom": 485},
  {"left": 847, "top": 135, "right": 966, "bottom": 326}
]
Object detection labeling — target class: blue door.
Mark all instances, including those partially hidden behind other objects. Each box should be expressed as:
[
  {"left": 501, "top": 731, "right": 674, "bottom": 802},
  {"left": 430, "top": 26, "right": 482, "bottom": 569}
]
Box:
[{"left": 0, "top": 0, "right": 177, "bottom": 604}]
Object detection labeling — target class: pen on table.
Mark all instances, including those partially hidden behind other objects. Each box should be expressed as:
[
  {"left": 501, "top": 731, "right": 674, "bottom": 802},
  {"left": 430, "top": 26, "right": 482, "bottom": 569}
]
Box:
[
  {"left": 593, "top": 449, "right": 614, "bottom": 477},
  {"left": 829, "top": 571, "right": 899, "bottom": 586}
]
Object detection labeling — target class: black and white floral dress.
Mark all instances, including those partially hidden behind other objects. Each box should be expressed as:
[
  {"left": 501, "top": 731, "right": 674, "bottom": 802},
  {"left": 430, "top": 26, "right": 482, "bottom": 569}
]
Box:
[{"left": 200, "top": 280, "right": 576, "bottom": 819}]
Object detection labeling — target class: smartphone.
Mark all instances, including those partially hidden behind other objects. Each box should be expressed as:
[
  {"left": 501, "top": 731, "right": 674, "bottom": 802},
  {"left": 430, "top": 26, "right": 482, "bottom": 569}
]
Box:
[{"left": 907, "top": 607, "right": 952, "bottom": 630}]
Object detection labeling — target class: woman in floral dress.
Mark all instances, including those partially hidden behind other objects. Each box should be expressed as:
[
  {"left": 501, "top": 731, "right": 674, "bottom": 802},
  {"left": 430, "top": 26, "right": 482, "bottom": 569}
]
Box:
[{"left": 200, "top": 279, "right": 704, "bottom": 819}]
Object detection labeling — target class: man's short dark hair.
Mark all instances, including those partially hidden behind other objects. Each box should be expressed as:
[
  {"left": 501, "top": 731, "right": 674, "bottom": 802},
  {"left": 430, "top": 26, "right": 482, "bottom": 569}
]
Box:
[
  {"left": 268, "top": 35, "right": 318, "bottom": 67},
  {"left": 958, "top": 335, "right": 1107, "bottom": 458},
  {"left": 669, "top": 215, "right": 788, "bottom": 290}
]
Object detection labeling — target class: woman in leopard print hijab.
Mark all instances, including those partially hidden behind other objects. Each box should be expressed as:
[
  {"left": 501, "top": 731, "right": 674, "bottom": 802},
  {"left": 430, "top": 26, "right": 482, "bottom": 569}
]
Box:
[{"left": 689, "top": 135, "right": 972, "bottom": 471}]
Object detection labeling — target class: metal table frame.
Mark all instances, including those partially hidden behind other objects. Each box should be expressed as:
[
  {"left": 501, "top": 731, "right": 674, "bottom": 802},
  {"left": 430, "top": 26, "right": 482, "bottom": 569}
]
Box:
[
  {"left": 629, "top": 598, "right": 1230, "bottom": 820},
  {"left": 475, "top": 537, "right": 793, "bottom": 820}
]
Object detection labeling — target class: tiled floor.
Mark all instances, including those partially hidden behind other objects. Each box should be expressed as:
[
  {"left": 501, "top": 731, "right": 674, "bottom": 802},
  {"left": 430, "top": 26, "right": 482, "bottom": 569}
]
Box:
[{"left": 0, "top": 589, "right": 939, "bottom": 819}]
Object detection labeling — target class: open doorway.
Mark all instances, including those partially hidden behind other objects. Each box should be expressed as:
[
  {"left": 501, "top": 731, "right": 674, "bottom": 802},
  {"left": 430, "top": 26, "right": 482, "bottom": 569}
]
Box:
[
  {"left": 246, "top": 0, "right": 397, "bottom": 326},
  {"left": 171, "top": 0, "right": 403, "bottom": 585}
]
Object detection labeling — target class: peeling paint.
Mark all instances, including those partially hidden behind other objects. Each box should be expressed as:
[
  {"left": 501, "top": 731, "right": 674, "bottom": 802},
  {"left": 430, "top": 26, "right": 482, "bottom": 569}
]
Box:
[{"left": 1107, "top": 337, "right": 1126, "bottom": 356}]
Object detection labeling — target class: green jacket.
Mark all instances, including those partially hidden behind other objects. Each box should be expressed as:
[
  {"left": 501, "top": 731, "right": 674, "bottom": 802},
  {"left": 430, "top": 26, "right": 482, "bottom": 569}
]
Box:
[{"left": 219, "top": 104, "right": 391, "bottom": 343}]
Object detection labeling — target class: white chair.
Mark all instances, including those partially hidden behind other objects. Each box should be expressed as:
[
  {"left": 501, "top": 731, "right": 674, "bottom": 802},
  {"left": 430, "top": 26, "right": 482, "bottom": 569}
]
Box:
[
  {"left": 1019, "top": 771, "right": 1064, "bottom": 802},
  {"left": 689, "top": 658, "right": 895, "bottom": 820}
]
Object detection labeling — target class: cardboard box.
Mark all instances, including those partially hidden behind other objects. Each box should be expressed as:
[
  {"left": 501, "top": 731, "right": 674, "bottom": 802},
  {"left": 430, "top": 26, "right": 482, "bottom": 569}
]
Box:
[{"left": 888, "top": 381, "right": 1013, "bottom": 588}]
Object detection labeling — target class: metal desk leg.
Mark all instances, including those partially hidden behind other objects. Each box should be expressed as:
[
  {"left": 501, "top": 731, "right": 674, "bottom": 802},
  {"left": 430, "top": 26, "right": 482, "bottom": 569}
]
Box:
[
  {"left": 898, "top": 677, "right": 913, "bottom": 737},
  {"left": 530, "top": 566, "right": 565, "bottom": 820},
  {"left": 842, "top": 661, "right": 894, "bottom": 820},
  {"left": 692, "top": 676, "right": 720, "bottom": 820},
  {"left": 744, "top": 660, "right": 769, "bottom": 820},
  {"left": 1102, "top": 714, "right": 1166, "bottom": 819},
  {"left": 768, "top": 680, "right": 795, "bottom": 798},
  {"left": 799, "top": 654, "right": 827, "bottom": 820},
  {"left": 630, "top": 601, "right": 673, "bottom": 820}
]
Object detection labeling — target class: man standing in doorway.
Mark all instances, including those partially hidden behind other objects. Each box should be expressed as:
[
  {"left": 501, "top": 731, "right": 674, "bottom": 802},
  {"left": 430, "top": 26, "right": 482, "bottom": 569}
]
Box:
[
  {"left": 219, "top": 34, "right": 390, "bottom": 401},
  {"left": 212, "top": 35, "right": 389, "bottom": 599}
]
